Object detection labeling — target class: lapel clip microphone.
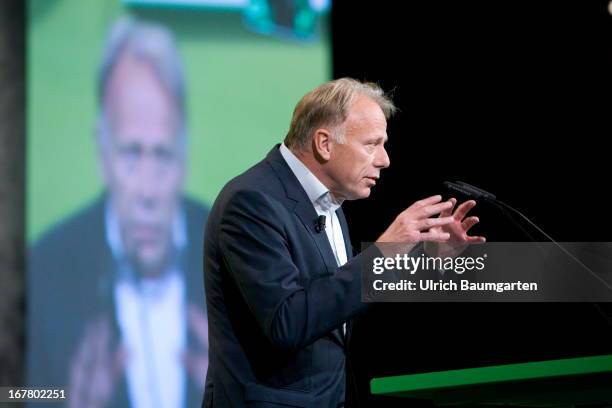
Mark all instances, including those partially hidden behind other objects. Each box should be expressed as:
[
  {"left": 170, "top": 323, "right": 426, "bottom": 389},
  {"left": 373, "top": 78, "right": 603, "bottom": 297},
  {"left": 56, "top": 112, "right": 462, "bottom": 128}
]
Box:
[{"left": 315, "top": 215, "right": 326, "bottom": 233}]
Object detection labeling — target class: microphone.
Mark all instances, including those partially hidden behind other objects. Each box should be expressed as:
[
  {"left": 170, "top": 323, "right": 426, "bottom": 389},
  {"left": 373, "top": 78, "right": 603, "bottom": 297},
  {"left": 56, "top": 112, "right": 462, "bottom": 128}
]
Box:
[
  {"left": 315, "top": 215, "right": 326, "bottom": 233},
  {"left": 445, "top": 180, "right": 537, "bottom": 241},
  {"left": 443, "top": 181, "right": 480, "bottom": 199},
  {"left": 443, "top": 181, "right": 496, "bottom": 201},
  {"left": 455, "top": 181, "right": 497, "bottom": 201}
]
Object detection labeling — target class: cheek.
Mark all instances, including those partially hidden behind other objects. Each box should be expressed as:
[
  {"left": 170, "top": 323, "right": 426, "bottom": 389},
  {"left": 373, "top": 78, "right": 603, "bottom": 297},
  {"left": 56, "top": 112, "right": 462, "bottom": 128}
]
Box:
[
  {"left": 160, "top": 167, "right": 184, "bottom": 194},
  {"left": 355, "top": 152, "right": 374, "bottom": 176},
  {"left": 112, "top": 167, "right": 139, "bottom": 195},
  {"left": 104, "top": 155, "right": 131, "bottom": 183}
]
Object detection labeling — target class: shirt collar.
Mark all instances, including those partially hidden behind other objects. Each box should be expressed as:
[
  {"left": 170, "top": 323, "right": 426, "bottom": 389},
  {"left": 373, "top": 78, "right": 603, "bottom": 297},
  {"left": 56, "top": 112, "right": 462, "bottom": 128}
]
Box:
[{"left": 279, "top": 143, "right": 343, "bottom": 212}]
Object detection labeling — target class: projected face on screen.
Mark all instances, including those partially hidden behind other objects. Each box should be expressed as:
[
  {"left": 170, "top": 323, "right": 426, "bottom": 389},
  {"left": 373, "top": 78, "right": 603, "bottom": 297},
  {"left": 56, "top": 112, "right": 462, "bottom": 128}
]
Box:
[
  {"left": 28, "top": 18, "right": 212, "bottom": 408},
  {"left": 27, "top": 2, "right": 330, "bottom": 407},
  {"left": 100, "top": 52, "right": 184, "bottom": 277}
]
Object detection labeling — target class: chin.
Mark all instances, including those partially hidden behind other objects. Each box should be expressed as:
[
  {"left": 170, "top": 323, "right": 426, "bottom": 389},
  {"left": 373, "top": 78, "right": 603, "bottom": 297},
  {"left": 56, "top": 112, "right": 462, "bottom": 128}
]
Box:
[
  {"left": 135, "top": 257, "right": 166, "bottom": 277},
  {"left": 353, "top": 188, "right": 371, "bottom": 200},
  {"left": 133, "top": 248, "right": 167, "bottom": 275}
]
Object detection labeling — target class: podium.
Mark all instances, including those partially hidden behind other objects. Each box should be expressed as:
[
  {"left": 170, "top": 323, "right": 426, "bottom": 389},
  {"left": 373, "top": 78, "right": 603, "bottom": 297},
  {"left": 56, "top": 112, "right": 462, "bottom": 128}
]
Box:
[{"left": 371, "top": 354, "right": 612, "bottom": 406}]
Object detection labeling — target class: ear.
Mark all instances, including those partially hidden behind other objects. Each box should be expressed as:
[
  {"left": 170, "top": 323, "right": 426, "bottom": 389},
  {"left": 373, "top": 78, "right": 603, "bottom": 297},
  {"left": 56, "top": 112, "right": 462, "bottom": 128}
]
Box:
[
  {"left": 94, "top": 120, "right": 110, "bottom": 187},
  {"left": 312, "top": 128, "right": 333, "bottom": 161}
]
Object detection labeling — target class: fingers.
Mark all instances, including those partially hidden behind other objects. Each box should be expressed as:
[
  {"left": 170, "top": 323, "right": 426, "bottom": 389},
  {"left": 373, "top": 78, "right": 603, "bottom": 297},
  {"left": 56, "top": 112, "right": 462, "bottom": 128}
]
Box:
[
  {"left": 68, "top": 326, "right": 90, "bottom": 408},
  {"left": 419, "top": 231, "right": 450, "bottom": 242},
  {"left": 68, "top": 316, "right": 124, "bottom": 408},
  {"left": 440, "top": 197, "right": 457, "bottom": 218},
  {"left": 461, "top": 216, "right": 479, "bottom": 232},
  {"left": 187, "top": 304, "right": 209, "bottom": 345},
  {"left": 92, "top": 317, "right": 111, "bottom": 368},
  {"left": 453, "top": 200, "right": 477, "bottom": 221},
  {"left": 69, "top": 320, "right": 101, "bottom": 408},
  {"left": 415, "top": 216, "right": 454, "bottom": 231},
  {"left": 89, "top": 317, "right": 115, "bottom": 407},
  {"left": 414, "top": 195, "right": 444, "bottom": 207},
  {"left": 381, "top": 195, "right": 483, "bottom": 245},
  {"left": 79, "top": 321, "right": 98, "bottom": 371},
  {"left": 418, "top": 200, "right": 454, "bottom": 218},
  {"left": 462, "top": 216, "right": 486, "bottom": 243}
]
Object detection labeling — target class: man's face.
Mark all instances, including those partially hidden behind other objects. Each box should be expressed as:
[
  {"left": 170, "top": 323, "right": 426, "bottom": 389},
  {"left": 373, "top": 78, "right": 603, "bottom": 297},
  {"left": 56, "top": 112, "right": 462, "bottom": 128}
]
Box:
[
  {"left": 326, "top": 96, "right": 390, "bottom": 200},
  {"left": 100, "top": 54, "right": 184, "bottom": 276}
]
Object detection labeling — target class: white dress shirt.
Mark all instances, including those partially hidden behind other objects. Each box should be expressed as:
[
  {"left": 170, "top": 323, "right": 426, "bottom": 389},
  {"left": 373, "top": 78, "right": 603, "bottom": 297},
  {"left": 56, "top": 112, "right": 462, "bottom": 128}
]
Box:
[{"left": 106, "top": 204, "right": 187, "bottom": 408}]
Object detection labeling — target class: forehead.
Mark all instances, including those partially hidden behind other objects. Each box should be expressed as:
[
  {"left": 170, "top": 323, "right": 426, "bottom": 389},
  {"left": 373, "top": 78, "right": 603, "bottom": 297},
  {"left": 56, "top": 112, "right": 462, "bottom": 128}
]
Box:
[
  {"left": 106, "top": 54, "right": 179, "bottom": 137},
  {"left": 344, "top": 96, "right": 388, "bottom": 139}
]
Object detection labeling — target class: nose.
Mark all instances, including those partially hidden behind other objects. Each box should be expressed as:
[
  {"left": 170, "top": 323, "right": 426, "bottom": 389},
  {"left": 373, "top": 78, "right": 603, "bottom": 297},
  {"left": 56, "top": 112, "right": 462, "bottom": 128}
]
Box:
[
  {"left": 374, "top": 145, "right": 390, "bottom": 169},
  {"left": 135, "top": 155, "right": 160, "bottom": 210}
]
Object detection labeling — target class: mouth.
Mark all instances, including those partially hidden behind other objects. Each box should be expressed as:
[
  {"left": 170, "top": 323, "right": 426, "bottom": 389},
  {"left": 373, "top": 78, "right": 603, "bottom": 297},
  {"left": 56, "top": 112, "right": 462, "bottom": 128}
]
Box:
[
  {"left": 130, "top": 224, "right": 163, "bottom": 243},
  {"left": 364, "top": 176, "right": 378, "bottom": 186}
]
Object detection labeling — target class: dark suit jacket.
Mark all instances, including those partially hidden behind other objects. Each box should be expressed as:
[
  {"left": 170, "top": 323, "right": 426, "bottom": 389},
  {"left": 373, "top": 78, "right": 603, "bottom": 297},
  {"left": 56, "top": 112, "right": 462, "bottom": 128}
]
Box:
[
  {"left": 28, "top": 195, "right": 209, "bottom": 408},
  {"left": 203, "top": 145, "right": 381, "bottom": 407}
]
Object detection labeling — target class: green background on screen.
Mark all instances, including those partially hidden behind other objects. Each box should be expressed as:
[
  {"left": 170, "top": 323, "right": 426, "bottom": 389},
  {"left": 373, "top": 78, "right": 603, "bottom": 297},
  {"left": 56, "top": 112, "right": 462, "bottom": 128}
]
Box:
[{"left": 28, "top": 0, "right": 331, "bottom": 242}]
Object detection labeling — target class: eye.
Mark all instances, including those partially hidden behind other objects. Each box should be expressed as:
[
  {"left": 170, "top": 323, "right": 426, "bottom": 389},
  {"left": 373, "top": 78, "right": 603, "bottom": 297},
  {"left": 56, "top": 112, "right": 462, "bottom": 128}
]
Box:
[
  {"left": 154, "top": 146, "right": 175, "bottom": 164},
  {"left": 119, "top": 144, "right": 142, "bottom": 160}
]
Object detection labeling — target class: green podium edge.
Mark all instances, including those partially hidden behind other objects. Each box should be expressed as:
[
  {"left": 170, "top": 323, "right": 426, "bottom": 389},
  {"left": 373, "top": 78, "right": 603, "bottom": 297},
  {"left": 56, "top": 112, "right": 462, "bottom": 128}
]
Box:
[{"left": 370, "top": 354, "right": 612, "bottom": 396}]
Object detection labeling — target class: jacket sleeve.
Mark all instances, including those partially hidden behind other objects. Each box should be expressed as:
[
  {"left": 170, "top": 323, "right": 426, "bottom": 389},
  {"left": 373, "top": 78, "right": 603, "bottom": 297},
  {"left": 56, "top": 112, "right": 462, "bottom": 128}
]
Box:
[{"left": 218, "top": 189, "right": 379, "bottom": 352}]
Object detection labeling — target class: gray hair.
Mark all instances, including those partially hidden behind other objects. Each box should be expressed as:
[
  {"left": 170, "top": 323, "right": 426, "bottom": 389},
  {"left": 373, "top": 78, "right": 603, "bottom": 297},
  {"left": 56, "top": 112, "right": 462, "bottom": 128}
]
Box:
[
  {"left": 284, "top": 78, "right": 396, "bottom": 151},
  {"left": 96, "top": 16, "right": 187, "bottom": 152}
]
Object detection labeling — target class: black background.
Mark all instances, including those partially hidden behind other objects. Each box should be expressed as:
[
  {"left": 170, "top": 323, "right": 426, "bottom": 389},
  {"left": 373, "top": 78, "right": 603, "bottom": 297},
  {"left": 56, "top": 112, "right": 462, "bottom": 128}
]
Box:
[{"left": 332, "top": 1, "right": 612, "bottom": 406}]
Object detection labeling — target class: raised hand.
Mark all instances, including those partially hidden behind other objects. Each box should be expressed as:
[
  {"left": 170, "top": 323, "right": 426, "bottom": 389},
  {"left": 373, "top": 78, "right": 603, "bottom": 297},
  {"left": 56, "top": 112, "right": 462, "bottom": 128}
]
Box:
[
  {"left": 425, "top": 198, "right": 486, "bottom": 258},
  {"left": 377, "top": 195, "right": 455, "bottom": 243},
  {"left": 68, "top": 315, "right": 126, "bottom": 408}
]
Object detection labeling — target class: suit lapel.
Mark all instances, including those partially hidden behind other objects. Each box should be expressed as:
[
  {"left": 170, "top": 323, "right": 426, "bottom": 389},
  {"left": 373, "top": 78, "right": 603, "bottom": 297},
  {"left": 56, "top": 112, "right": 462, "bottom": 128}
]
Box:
[
  {"left": 266, "top": 146, "right": 348, "bottom": 350},
  {"left": 292, "top": 201, "right": 339, "bottom": 276},
  {"left": 266, "top": 146, "right": 339, "bottom": 277}
]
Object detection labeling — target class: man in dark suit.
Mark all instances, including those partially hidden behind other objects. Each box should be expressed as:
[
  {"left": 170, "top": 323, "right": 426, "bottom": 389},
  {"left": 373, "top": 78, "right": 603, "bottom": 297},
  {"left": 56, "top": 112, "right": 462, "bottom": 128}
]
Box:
[
  {"left": 29, "top": 196, "right": 209, "bottom": 408},
  {"left": 28, "top": 17, "right": 210, "bottom": 408},
  {"left": 203, "top": 78, "right": 484, "bottom": 407}
]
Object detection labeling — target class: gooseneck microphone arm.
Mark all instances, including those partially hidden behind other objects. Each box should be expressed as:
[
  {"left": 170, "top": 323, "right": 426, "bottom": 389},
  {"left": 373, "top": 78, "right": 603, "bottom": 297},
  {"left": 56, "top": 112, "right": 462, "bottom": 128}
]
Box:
[
  {"left": 443, "top": 181, "right": 612, "bottom": 325},
  {"left": 444, "top": 180, "right": 598, "bottom": 270}
]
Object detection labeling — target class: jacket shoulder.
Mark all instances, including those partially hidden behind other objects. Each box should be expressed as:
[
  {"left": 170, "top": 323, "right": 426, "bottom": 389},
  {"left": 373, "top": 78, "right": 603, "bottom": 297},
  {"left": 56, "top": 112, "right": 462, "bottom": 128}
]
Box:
[
  {"left": 217, "top": 157, "right": 287, "bottom": 206},
  {"left": 31, "top": 198, "right": 106, "bottom": 261}
]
